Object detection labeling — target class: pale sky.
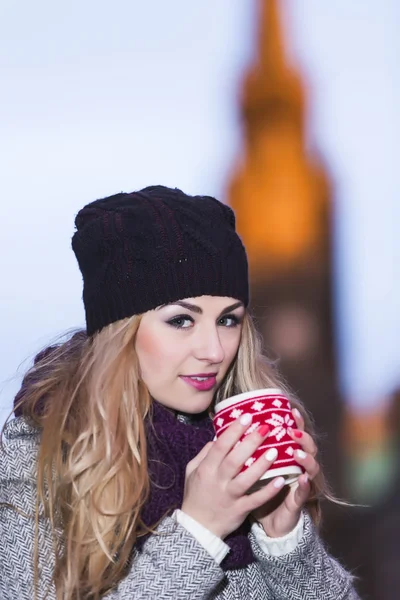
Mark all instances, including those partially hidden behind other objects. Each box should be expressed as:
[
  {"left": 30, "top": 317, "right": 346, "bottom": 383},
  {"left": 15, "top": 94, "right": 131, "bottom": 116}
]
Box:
[{"left": 1, "top": 0, "right": 399, "bottom": 425}]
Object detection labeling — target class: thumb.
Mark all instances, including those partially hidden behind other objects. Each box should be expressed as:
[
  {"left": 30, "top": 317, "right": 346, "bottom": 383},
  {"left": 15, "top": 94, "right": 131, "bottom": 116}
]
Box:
[
  {"left": 186, "top": 441, "right": 214, "bottom": 477},
  {"left": 290, "top": 474, "right": 311, "bottom": 509}
]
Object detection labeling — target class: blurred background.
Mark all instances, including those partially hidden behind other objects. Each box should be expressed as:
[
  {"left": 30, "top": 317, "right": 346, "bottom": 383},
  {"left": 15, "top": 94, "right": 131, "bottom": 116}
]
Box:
[{"left": 1, "top": 0, "right": 399, "bottom": 597}]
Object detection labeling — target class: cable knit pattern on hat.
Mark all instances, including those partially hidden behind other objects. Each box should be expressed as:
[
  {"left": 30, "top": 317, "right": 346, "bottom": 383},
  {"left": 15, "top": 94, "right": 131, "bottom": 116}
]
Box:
[{"left": 71, "top": 186, "right": 249, "bottom": 335}]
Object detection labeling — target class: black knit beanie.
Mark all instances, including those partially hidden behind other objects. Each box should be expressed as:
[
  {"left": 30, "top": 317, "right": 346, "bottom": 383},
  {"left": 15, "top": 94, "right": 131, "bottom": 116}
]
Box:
[{"left": 72, "top": 185, "right": 249, "bottom": 336}]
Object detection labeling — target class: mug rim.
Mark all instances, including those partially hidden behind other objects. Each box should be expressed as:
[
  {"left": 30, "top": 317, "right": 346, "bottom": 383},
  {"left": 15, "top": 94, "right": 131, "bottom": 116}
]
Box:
[
  {"left": 214, "top": 387, "right": 284, "bottom": 413},
  {"left": 259, "top": 465, "right": 302, "bottom": 482}
]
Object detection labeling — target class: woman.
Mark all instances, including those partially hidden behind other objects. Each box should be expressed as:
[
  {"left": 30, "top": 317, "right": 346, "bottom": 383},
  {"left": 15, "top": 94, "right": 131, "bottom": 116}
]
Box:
[{"left": 0, "top": 186, "right": 359, "bottom": 599}]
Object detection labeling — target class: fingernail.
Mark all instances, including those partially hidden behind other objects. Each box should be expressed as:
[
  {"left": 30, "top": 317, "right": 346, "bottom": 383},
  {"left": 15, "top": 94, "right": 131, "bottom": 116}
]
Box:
[
  {"left": 303, "top": 474, "right": 309, "bottom": 484},
  {"left": 258, "top": 424, "right": 270, "bottom": 437},
  {"left": 265, "top": 447, "right": 278, "bottom": 461},
  {"left": 293, "top": 430, "right": 303, "bottom": 439},
  {"left": 273, "top": 477, "right": 285, "bottom": 489},
  {"left": 296, "top": 449, "right": 306, "bottom": 459},
  {"left": 239, "top": 413, "right": 252, "bottom": 426},
  {"left": 293, "top": 408, "right": 301, "bottom": 419}
]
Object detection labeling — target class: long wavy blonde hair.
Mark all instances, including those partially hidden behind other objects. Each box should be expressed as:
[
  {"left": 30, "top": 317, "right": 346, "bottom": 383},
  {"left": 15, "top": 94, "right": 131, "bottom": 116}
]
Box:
[{"left": 10, "top": 312, "right": 330, "bottom": 599}]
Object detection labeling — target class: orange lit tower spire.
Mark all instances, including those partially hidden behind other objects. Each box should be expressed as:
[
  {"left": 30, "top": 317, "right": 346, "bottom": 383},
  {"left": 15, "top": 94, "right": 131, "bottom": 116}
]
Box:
[{"left": 229, "top": 0, "right": 330, "bottom": 278}]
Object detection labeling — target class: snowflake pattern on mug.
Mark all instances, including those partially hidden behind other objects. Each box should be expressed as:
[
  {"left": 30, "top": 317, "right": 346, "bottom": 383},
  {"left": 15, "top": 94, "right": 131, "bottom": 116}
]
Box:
[
  {"left": 214, "top": 394, "right": 303, "bottom": 479},
  {"left": 251, "top": 401, "right": 265, "bottom": 411},
  {"left": 243, "top": 422, "right": 260, "bottom": 436},
  {"left": 265, "top": 412, "right": 295, "bottom": 441},
  {"left": 229, "top": 408, "right": 243, "bottom": 419},
  {"left": 272, "top": 399, "right": 283, "bottom": 408}
]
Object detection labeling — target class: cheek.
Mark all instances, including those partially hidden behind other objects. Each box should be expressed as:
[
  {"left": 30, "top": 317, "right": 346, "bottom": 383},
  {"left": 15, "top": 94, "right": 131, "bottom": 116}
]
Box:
[
  {"left": 136, "top": 327, "right": 179, "bottom": 380},
  {"left": 222, "top": 330, "right": 242, "bottom": 366}
]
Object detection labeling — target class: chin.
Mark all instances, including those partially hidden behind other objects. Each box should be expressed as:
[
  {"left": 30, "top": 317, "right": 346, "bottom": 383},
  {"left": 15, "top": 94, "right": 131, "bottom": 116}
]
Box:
[{"left": 174, "top": 392, "right": 214, "bottom": 415}]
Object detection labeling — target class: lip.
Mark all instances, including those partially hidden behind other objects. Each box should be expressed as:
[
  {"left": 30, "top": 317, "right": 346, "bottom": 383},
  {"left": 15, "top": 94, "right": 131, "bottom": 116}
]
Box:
[
  {"left": 184, "top": 373, "right": 218, "bottom": 377},
  {"left": 180, "top": 374, "right": 217, "bottom": 392}
]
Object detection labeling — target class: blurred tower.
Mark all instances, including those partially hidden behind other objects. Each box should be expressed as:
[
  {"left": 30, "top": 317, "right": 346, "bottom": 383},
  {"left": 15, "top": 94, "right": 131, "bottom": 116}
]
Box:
[{"left": 228, "top": 0, "right": 344, "bottom": 493}]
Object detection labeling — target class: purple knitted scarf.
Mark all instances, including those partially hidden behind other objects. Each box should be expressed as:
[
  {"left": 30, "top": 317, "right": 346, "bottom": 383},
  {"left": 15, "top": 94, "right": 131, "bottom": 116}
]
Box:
[{"left": 136, "top": 401, "right": 255, "bottom": 571}]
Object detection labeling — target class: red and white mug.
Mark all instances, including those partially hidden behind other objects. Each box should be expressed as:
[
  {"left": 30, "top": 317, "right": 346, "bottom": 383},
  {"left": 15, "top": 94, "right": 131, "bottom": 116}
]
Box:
[{"left": 213, "top": 388, "right": 304, "bottom": 487}]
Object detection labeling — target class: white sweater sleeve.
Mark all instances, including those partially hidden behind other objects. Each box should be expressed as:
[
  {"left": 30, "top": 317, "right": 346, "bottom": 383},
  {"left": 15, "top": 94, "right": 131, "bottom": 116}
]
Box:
[
  {"left": 174, "top": 509, "right": 304, "bottom": 563},
  {"left": 250, "top": 512, "right": 304, "bottom": 556},
  {"left": 173, "top": 509, "right": 230, "bottom": 564}
]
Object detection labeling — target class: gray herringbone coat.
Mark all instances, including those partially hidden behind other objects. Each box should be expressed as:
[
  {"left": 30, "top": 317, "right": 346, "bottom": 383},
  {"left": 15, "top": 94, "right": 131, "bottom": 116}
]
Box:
[{"left": 0, "top": 417, "right": 360, "bottom": 599}]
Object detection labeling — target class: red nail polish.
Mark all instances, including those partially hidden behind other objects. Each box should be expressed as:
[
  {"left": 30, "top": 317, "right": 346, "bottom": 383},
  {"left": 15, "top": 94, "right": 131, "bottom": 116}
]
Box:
[
  {"left": 293, "top": 430, "right": 303, "bottom": 438},
  {"left": 258, "top": 425, "right": 270, "bottom": 437}
]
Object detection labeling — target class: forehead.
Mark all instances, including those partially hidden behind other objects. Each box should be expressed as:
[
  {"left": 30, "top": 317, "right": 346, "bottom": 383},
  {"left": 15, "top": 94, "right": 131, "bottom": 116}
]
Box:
[
  {"left": 162, "top": 296, "right": 243, "bottom": 310},
  {"left": 149, "top": 296, "right": 244, "bottom": 314},
  {"left": 174, "top": 295, "right": 241, "bottom": 305}
]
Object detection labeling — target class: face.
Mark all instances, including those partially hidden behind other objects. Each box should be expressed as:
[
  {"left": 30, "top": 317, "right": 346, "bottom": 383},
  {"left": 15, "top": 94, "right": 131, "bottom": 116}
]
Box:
[{"left": 135, "top": 295, "right": 245, "bottom": 414}]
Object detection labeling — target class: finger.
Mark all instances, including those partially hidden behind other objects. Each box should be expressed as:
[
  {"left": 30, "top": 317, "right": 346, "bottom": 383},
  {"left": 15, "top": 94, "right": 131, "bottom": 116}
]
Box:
[
  {"left": 287, "top": 428, "right": 318, "bottom": 457},
  {"left": 291, "top": 473, "right": 311, "bottom": 508},
  {"left": 229, "top": 445, "right": 278, "bottom": 496},
  {"left": 291, "top": 407, "right": 304, "bottom": 431},
  {"left": 293, "top": 450, "right": 320, "bottom": 480},
  {"left": 239, "top": 476, "right": 286, "bottom": 514},
  {"left": 186, "top": 442, "right": 214, "bottom": 477},
  {"left": 220, "top": 424, "right": 271, "bottom": 480},
  {"left": 210, "top": 413, "right": 255, "bottom": 467}
]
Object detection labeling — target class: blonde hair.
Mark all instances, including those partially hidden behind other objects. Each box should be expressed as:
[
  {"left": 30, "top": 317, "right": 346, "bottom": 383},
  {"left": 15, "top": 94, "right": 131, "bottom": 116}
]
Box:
[{"left": 9, "top": 312, "right": 331, "bottom": 599}]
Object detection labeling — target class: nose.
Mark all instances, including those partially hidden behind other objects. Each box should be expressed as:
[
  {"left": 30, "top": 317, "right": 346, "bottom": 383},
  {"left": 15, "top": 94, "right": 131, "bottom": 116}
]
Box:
[{"left": 193, "top": 323, "right": 225, "bottom": 365}]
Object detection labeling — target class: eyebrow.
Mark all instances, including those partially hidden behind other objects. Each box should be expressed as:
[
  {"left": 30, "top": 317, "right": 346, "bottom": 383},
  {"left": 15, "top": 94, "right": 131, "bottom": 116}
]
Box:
[{"left": 166, "top": 300, "right": 244, "bottom": 317}]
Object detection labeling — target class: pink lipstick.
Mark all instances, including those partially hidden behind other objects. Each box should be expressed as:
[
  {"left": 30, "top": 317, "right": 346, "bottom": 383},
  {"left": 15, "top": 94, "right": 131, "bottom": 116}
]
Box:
[{"left": 180, "top": 374, "right": 217, "bottom": 391}]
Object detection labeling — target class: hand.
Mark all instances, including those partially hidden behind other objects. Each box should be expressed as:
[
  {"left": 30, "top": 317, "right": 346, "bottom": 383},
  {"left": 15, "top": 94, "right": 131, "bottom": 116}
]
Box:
[
  {"left": 252, "top": 408, "right": 320, "bottom": 538},
  {"left": 181, "top": 415, "right": 288, "bottom": 540}
]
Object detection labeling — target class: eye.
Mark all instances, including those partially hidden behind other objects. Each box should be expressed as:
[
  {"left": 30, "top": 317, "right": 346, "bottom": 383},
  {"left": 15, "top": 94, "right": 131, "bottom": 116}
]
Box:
[
  {"left": 218, "top": 314, "right": 240, "bottom": 328},
  {"left": 167, "top": 314, "right": 194, "bottom": 329}
]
